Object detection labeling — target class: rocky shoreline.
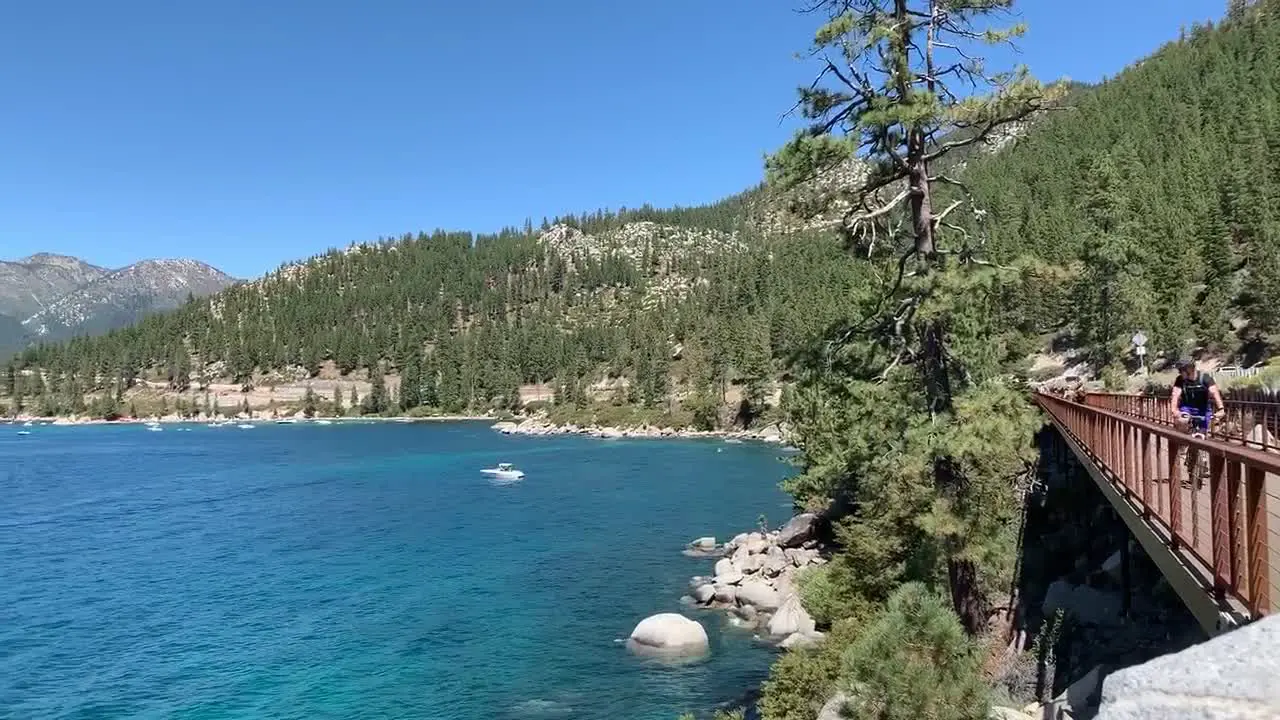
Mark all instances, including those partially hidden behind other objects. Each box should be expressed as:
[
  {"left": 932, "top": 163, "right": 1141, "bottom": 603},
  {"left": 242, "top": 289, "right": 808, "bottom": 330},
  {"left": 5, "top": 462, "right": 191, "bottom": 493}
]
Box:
[
  {"left": 622, "top": 513, "right": 827, "bottom": 665},
  {"left": 491, "top": 418, "right": 790, "bottom": 443},
  {"left": 681, "top": 513, "right": 827, "bottom": 649}
]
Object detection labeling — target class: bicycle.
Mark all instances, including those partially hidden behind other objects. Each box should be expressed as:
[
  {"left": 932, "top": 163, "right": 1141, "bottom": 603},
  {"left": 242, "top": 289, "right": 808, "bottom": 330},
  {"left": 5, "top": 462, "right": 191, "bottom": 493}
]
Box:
[{"left": 1177, "top": 408, "right": 1213, "bottom": 490}]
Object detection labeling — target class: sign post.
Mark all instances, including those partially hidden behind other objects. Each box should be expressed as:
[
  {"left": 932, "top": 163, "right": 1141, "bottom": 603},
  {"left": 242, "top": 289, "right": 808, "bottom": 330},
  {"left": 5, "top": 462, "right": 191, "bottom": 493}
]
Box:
[{"left": 1131, "top": 331, "right": 1148, "bottom": 374}]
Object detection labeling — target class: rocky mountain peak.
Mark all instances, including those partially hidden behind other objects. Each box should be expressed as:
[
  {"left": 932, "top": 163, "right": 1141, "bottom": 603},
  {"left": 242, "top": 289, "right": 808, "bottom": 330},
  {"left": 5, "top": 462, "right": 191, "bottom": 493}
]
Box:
[{"left": 0, "top": 253, "right": 235, "bottom": 356}]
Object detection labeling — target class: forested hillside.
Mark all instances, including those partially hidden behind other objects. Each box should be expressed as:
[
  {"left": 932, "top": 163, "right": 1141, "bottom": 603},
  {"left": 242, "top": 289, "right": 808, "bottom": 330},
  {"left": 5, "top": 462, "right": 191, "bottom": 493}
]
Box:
[
  {"left": 966, "top": 7, "right": 1280, "bottom": 365},
  {"left": 1, "top": 204, "right": 868, "bottom": 419},
  {"left": 3, "top": 2, "right": 1279, "bottom": 423}
]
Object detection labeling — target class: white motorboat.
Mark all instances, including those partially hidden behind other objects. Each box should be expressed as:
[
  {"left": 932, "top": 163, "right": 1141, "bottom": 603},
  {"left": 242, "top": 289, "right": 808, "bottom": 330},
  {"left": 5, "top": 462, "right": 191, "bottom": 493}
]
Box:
[
  {"left": 481, "top": 463, "right": 525, "bottom": 480},
  {"left": 237, "top": 423, "right": 256, "bottom": 430},
  {"left": 17, "top": 430, "right": 31, "bottom": 436},
  {"left": 146, "top": 425, "right": 163, "bottom": 432},
  {"left": 313, "top": 419, "right": 333, "bottom": 425}
]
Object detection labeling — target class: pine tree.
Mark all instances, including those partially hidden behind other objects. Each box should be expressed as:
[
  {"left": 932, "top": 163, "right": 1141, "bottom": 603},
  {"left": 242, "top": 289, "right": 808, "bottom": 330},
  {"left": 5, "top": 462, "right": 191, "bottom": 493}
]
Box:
[
  {"left": 1073, "top": 155, "right": 1156, "bottom": 365},
  {"left": 400, "top": 354, "right": 422, "bottom": 411},
  {"left": 683, "top": 337, "right": 720, "bottom": 430},
  {"left": 767, "top": 0, "right": 1056, "bottom": 636},
  {"left": 421, "top": 350, "right": 440, "bottom": 408},
  {"left": 363, "top": 366, "right": 388, "bottom": 415},
  {"left": 737, "top": 314, "right": 772, "bottom": 424},
  {"left": 302, "top": 385, "right": 318, "bottom": 418},
  {"left": 167, "top": 347, "right": 192, "bottom": 391},
  {"left": 1240, "top": 228, "right": 1280, "bottom": 339},
  {"left": 839, "top": 584, "right": 988, "bottom": 720}
]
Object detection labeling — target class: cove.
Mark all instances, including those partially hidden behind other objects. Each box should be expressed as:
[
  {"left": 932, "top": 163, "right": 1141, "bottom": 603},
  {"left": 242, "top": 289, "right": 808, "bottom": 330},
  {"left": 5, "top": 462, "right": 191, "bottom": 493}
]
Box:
[{"left": 0, "top": 421, "right": 793, "bottom": 719}]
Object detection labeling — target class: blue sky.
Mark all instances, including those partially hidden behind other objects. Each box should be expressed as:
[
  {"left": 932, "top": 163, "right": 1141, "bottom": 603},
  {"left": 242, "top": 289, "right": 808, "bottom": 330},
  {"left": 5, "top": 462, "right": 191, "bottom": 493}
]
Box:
[{"left": 0, "top": 0, "right": 1221, "bottom": 278}]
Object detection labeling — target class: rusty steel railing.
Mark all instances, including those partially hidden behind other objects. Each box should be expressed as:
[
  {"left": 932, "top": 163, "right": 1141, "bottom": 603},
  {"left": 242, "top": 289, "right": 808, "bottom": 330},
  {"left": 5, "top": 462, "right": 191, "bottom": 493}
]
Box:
[
  {"left": 1036, "top": 392, "right": 1279, "bottom": 618},
  {"left": 1082, "top": 391, "right": 1280, "bottom": 452}
]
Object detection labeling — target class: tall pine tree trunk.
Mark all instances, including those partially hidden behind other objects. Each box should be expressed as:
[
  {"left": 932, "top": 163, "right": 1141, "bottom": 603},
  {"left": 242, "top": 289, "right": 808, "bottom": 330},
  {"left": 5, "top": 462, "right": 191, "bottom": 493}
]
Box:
[{"left": 910, "top": 128, "right": 990, "bottom": 636}]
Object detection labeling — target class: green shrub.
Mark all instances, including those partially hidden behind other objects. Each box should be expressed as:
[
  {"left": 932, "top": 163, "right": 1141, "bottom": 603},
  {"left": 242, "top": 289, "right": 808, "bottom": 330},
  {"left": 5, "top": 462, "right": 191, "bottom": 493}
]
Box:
[
  {"left": 1101, "top": 364, "right": 1129, "bottom": 391},
  {"left": 840, "top": 583, "right": 988, "bottom": 720},
  {"left": 795, "top": 561, "right": 877, "bottom": 628},
  {"left": 758, "top": 619, "right": 864, "bottom": 720}
]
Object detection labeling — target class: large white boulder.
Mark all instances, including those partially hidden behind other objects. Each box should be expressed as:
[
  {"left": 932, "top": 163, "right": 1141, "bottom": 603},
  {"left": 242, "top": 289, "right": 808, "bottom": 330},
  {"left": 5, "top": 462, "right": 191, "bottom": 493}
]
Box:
[
  {"left": 818, "top": 691, "right": 852, "bottom": 720},
  {"left": 724, "top": 532, "right": 750, "bottom": 553},
  {"left": 779, "top": 631, "right": 825, "bottom": 650},
  {"left": 763, "top": 555, "right": 789, "bottom": 578},
  {"left": 742, "top": 533, "right": 770, "bottom": 554},
  {"left": 1042, "top": 579, "right": 1123, "bottom": 626},
  {"left": 627, "top": 613, "right": 709, "bottom": 656},
  {"left": 1098, "top": 615, "right": 1280, "bottom": 718},
  {"left": 777, "top": 513, "right": 820, "bottom": 548},
  {"left": 714, "top": 558, "right": 735, "bottom": 577},
  {"left": 737, "top": 553, "right": 765, "bottom": 575},
  {"left": 690, "top": 536, "right": 716, "bottom": 550},
  {"left": 768, "top": 593, "right": 817, "bottom": 636},
  {"left": 736, "top": 578, "right": 782, "bottom": 611},
  {"left": 713, "top": 585, "right": 737, "bottom": 604},
  {"left": 693, "top": 584, "right": 716, "bottom": 604},
  {"left": 716, "top": 569, "right": 745, "bottom": 586}
]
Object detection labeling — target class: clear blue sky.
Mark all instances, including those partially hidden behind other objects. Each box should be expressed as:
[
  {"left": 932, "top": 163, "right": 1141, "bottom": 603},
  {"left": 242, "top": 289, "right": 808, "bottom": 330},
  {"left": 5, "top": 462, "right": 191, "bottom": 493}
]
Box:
[{"left": 0, "top": 0, "right": 1221, "bottom": 278}]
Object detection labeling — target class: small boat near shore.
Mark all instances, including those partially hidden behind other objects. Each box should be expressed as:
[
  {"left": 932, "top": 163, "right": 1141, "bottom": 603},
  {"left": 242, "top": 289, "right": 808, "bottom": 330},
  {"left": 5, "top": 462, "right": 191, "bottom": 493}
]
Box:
[{"left": 481, "top": 463, "right": 525, "bottom": 481}]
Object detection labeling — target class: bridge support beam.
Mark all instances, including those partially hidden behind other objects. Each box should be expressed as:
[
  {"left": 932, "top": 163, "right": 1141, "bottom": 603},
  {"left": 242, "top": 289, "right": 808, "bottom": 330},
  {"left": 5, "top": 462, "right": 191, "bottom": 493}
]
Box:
[
  {"left": 1049, "top": 425, "right": 1246, "bottom": 637},
  {"left": 1120, "top": 532, "right": 1132, "bottom": 619}
]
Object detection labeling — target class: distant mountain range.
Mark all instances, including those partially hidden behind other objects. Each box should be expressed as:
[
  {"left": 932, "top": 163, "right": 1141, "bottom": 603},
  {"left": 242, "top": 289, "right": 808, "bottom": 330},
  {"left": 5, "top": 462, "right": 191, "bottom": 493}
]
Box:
[{"left": 0, "top": 253, "right": 236, "bottom": 356}]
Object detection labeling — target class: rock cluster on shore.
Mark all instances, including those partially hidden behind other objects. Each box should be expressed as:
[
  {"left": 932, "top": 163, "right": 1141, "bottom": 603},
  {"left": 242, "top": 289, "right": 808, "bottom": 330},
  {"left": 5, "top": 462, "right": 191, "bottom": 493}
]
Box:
[
  {"left": 491, "top": 419, "right": 788, "bottom": 443},
  {"left": 682, "top": 513, "right": 827, "bottom": 649}
]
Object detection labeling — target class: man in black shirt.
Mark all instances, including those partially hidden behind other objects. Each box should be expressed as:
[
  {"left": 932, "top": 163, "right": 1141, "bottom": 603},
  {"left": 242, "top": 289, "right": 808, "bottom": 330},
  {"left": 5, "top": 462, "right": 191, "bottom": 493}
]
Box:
[{"left": 1170, "top": 358, "right": 1225, "bottom": 434}]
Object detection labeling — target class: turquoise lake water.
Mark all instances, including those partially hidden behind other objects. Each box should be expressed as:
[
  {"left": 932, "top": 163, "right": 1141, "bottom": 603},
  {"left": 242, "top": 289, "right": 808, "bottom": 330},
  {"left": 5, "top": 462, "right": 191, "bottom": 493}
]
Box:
[{"left": 0, "top": 421, "right": 794, "bottom": 719}]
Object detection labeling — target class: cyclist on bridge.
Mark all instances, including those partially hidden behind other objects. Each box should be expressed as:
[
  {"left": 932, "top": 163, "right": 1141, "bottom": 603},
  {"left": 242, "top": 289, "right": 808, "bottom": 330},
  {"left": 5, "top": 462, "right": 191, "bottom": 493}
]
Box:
[{"left": 1170, "top": 358, "right": 1225, "bottom": 435}]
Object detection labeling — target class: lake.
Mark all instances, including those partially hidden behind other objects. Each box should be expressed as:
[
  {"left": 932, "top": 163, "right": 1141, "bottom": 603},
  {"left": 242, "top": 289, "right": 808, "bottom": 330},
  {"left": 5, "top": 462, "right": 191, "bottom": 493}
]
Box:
[{"left": 0, "top": 421, "right": 794, "bottom": 719}]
